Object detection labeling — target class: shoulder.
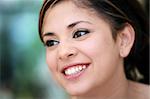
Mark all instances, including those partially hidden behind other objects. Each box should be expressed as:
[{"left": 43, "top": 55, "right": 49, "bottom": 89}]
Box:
[{"left": 128, "top": 80, "right": 150, "bottom": 99}]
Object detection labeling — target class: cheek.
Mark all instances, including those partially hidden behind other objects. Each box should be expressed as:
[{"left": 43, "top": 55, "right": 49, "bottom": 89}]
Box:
[
  {"left": 79, "top": 35, "right": 116, "bottom": 59},
  {"left": 78, "top": 36, "right": 121, "bottom": 86},
  {"left": 46, "top": 50, "right": 57, "bottom": 72},
  {"left": 79, "top": 35, "right": 120, "bottom": 73},
  {"left": 46, "top": 51, "right": 64, "bottom": 86}
]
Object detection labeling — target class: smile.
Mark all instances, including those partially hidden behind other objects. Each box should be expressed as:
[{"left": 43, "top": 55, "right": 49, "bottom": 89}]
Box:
[
  {"left": 64, "top": 65, "right": 87, "bottom": 75},
  {"left": 62, "top": 63, "right": 90, "bottom": 79}
]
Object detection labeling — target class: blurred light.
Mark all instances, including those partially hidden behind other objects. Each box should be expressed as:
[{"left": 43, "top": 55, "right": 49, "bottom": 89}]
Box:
[
  {"left": 0, "top": 0, "right": 20, "bottom": 7},
  {"left": 0, "top": 14, "right": 2, "bottom": 34},
  {"left": 9, "top": 12, "right": 38, "bottom": 48}
]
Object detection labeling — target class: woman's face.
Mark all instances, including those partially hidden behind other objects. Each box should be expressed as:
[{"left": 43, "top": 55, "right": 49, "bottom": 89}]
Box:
[{"left": 42, "top": 1, "right": 123, "bottom": 96}]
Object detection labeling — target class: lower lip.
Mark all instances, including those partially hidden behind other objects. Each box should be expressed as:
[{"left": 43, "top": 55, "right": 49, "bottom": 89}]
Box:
[{"left": 63, "top": 65, "right": 89, "bottom": 80}]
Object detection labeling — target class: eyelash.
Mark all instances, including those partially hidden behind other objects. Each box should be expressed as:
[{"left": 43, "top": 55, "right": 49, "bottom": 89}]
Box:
[
  {"left": 44, "top": 40, "right": 59, "bottom": 47},
  {"left": 73, "top": 29, "right": 90, "bottom": 38},
  {"left": 44, "top": 29, "right": 90, "bottom": 47}
]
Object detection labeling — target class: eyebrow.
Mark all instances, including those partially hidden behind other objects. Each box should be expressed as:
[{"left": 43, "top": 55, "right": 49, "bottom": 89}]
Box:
[
  {"left": 43, "top": 32, "right": 54, "bottom": 38},
  {"left": 43, "top": 20, "right": 92, "bottom": 38},
  {"left": 67, "top": 20, "right": 92, "bottom": 29}
]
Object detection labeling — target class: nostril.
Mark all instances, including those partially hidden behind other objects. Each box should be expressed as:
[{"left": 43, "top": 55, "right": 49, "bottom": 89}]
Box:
[
  {"left": 68, "top": 53, "right": 74, "bottom": 57},
  {"left": 58, "top": 47, "right": 78, "bottom": 60}
]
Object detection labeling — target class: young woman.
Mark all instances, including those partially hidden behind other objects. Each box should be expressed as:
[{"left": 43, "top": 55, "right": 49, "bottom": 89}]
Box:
[{"left": 38, "top": 0, "right": 149, "bottom": 99}]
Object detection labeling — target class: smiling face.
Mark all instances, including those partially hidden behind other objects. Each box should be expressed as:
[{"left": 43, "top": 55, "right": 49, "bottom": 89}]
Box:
[{"left": 42, "top": 0, "right": 125, "bottom": 96}]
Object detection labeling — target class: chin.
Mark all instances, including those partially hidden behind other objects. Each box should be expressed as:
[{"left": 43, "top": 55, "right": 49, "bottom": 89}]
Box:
[
  {"left": 67, "top": 88, "right": 88, "bottom": 96},
  {"left": 64, "top": 82, "right": 93, "bottom": 96}
]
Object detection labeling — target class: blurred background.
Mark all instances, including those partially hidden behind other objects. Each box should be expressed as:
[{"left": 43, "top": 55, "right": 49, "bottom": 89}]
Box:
[
  {"left": 0, "top": 0, "right": 68, "bottom": 99},
  {"left": 0, "top": 0, "right": 148, "bottom": 99}
]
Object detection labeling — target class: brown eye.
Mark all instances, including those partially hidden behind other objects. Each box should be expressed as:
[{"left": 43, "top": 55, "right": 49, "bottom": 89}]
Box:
[
  {"left": 45, "top": 40, "right": 59, "bottom": 47},
  {"left": 73, "top": 29, "right": 90, "bottom": 38}
]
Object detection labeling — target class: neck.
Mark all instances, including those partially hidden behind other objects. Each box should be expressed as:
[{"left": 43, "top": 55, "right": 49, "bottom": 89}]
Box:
[{"left": 71, "top": 64, "right": 129, "bottom": 99}]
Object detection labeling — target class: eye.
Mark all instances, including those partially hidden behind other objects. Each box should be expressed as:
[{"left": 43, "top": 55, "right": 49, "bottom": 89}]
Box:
[
  {"left": 44, "top": 40, "right": 59, "bottom": 47},
  {"left": 73, "top": 29, "right": 90, "bottom": 38}
]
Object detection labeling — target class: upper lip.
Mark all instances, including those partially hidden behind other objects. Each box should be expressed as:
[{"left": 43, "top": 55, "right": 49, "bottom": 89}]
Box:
[{"left": 61, "top": 63, "right": 90, "bottom": 73}]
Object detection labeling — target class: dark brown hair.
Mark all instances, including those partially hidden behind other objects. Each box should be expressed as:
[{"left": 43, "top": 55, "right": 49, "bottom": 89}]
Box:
[{"left": 38, "top": 0, "right": 149, "bottom": 84}]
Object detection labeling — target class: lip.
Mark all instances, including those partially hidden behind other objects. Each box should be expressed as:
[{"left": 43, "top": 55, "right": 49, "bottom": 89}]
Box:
[{"left": 61, "top": 63, "right": 90, "bottom": 80}]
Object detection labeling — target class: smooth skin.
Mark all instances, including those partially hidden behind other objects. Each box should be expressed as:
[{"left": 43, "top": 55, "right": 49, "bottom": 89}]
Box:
[{"left": 42, "top": 1, "right": 149, "bottom": 99}]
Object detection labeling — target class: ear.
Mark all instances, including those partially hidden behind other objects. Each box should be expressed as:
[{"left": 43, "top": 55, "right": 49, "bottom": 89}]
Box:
[{"left": 117, "top": 23, "right": 135, "bottom": 58}]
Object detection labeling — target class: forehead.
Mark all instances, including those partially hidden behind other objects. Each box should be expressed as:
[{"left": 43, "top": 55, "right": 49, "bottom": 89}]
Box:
[
  {"left": 43, "top": 1, "right": 93, "bottom": 23},
  {"left": 42, "top": 0, "right": 109, "bottom": 34}
]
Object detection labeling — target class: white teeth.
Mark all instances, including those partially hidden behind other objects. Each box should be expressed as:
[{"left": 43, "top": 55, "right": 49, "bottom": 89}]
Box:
[
  {"left": 83, "top": 65, "right": 86, "bottom": 69},
  {"left": 65, "top": 70, "right": 68, "bottom": 75},
  {"left": 75, "top": 67, "right": 79, "bottom": 71},
  {"left": 64, "top": 65, "right": 87, "bottom": 75},
  {"left": 71, "top": 68, "right": 75, "bottom": 74},
  {"left": 79, "top": 66, "right": 82, "bottom": 70}
]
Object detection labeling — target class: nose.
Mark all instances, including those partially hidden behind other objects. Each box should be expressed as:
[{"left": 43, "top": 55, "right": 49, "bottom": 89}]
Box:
[{"left": 58, "top": 43, "right": 78, "bottom": 61}]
